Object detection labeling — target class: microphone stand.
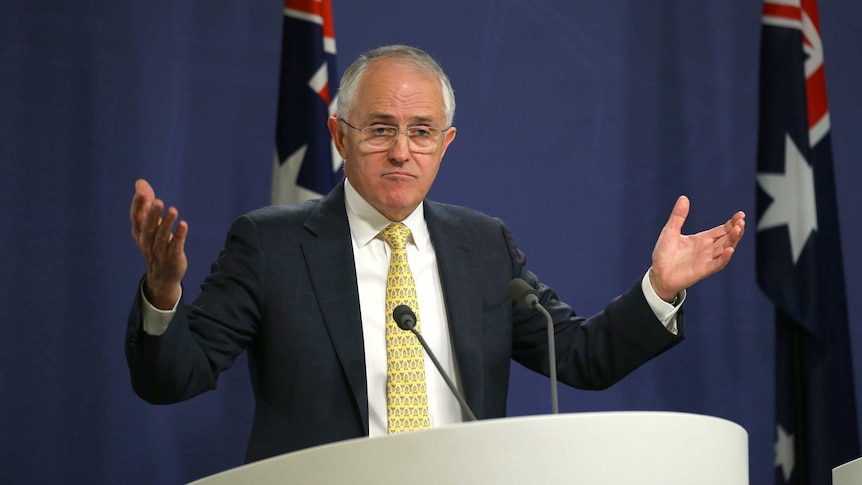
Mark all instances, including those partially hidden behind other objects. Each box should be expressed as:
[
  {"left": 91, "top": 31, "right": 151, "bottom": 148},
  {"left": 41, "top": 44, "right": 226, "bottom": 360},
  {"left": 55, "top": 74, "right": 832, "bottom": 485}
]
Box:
[
  {"left": 533, "top": 302, "right": 558, "bottom": 415},
  {"left": 407, "top": 327, "right": 478, "bottom": 422}
]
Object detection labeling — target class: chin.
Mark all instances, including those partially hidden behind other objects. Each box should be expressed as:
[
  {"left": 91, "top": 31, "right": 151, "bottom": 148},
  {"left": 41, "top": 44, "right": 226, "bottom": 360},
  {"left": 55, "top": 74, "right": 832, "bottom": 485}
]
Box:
[{"left": 380, "top": 194, "right": 420, "bottom": 217}]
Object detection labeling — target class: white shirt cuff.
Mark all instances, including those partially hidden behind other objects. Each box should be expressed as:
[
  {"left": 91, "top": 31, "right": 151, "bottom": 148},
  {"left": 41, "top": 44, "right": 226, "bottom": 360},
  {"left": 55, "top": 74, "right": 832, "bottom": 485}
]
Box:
[
  {"left": 640, "top": 270, "right": 685, "bottom": 335},
  {"left": 140, "top": 284, "right": 181, "bottom": 336}
]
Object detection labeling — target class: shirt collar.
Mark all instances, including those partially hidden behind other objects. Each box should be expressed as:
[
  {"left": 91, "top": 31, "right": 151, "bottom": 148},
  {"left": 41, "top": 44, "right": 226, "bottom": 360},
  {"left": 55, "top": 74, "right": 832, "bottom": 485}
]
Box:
[{"left": 344, "top": 179, "right": 429, "bottom": 250}]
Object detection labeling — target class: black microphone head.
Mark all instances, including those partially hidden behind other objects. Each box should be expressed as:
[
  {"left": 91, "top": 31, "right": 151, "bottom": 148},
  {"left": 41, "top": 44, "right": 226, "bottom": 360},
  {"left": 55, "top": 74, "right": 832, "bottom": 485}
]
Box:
[
  {"left": 392, "top": 305, "right": 417, "bottom": 331},
  {"left": 508, "top": 278, "right": 539, "bottom": 307}
]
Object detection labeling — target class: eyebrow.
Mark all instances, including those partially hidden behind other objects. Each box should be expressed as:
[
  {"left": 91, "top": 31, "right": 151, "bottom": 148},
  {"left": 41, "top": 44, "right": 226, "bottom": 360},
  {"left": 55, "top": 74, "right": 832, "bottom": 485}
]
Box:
[{"left": 364, "top": 113, "right": 437, "bottom": 125}]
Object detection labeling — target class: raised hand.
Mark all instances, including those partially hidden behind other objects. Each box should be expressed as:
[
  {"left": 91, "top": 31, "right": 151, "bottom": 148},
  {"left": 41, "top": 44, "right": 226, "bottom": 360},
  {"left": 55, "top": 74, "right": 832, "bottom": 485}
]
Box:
[
  {"left": 649, "top": 195, "right": 746, "bottom": 302},
  {"left": 130, "top": 179, "right": 188, "bottom": 310}
]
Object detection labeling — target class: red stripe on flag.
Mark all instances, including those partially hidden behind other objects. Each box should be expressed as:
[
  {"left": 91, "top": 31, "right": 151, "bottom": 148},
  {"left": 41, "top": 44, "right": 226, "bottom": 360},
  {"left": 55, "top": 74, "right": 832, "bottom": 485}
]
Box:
[
  {"left": 762, "top": 3, "right": 801, "bottom": 21},
  {"left": 802, "top": 0, "right": 822, "bottom": 32},
  {"left": 802, "top": 0, "right": 828, "bottom": 133},
  {"left": 284, "top": 0, "right": 321, "bottom": 15},
  {"left": 319, "top": 85, "right": 330, "bottom": 104},
  {"left": 321, "top": 0, "right": 335, "bottom": 41},
  {"left": 806, "top": 65, "right": 829, "bottom": 130},
  {"left": 284, "top": 0, "right": 335, "bottom": 40}
]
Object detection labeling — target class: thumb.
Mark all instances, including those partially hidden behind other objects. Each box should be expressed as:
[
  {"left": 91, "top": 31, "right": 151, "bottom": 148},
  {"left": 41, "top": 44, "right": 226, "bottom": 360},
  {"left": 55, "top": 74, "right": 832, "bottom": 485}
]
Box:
[
  {"left": 134, "top": 178, "right": 155, "bottom": 201},
  {"left": 664, "top": 195, "right": 690, "bottom": 235},
  {"left": 131, "top": 179, "right": 157, "bottom": 236}
]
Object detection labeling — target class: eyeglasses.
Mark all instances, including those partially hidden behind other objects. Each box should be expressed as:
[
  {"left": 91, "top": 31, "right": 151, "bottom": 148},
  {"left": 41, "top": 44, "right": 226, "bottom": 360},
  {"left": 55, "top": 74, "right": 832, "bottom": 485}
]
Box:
[{"left": 339, "top": 118, "right": 449, "bottom": 153}]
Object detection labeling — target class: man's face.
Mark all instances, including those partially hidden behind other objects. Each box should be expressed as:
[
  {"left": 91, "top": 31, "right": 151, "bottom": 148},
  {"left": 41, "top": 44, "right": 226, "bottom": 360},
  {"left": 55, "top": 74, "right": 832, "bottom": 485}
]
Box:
[{"left": 328, "top": 58, "right": 456, "bottom": 222}]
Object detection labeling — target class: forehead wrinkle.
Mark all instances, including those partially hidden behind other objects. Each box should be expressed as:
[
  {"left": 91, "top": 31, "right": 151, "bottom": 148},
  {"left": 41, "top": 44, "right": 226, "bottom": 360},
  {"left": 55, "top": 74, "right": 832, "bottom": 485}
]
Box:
[{"left": 362, "top": 112, "right": 438, "bottom": 126}]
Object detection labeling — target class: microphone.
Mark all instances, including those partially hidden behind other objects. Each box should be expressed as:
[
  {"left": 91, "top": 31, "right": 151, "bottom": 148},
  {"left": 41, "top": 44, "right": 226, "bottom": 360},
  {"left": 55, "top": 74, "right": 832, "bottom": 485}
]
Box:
[
  {"left": 507, "top": 278, "right": 559, "bottom": 414},
  {"left": 507, "top": 277, "right": 539, "bottom": 307},
  {"left": 392, "top": 305, "right": 477, "bottom": 422}
]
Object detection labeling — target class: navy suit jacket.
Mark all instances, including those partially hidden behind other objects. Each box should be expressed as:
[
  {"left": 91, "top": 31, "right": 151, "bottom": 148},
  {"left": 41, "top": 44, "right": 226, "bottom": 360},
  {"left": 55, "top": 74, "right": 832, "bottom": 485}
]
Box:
[{"left": 126, "top": 183, "right": 683, "bottom": 462}]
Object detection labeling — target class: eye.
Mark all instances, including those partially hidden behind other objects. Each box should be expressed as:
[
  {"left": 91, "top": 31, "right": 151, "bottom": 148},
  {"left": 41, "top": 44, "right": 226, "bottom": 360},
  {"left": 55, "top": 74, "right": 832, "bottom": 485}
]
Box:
[
  {"left": 409, "top": 127, "right": 432, "bottom": 137},
  {"left": 368, "top": 125, "right": 396, "bottom": 136}
]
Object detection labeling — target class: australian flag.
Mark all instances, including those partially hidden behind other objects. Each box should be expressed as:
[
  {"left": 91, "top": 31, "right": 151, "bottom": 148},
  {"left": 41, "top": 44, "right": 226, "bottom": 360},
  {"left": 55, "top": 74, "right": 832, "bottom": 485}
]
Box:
[
  {"left": 272, "top": 0, "right": 342, "bottom": 204},
  {"left": 757, "top": 0, "right": 859, "bottom": 484}
]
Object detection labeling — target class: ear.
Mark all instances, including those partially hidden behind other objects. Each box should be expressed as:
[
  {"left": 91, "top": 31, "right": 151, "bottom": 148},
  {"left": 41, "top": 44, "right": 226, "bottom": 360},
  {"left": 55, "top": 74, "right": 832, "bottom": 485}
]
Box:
[
  {"left": 438, "top": 126, "right": 457, "bottom": 160},
  {"left": 327, "top": 115, "right": 349, "bottom": 159}
]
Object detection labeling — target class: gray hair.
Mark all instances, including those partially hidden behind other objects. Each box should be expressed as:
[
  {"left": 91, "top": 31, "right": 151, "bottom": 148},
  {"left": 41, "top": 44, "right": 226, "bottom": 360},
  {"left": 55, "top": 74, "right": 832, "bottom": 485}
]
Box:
[{"left": 336, "top": 45, "right": 456, "bottom": 128}]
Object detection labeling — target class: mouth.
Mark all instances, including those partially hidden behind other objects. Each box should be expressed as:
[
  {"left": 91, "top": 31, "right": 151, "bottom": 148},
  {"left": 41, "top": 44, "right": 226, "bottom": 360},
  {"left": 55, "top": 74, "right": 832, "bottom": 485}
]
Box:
[{"left": 382, "top": 171, "right": 416, "bottom": 179}]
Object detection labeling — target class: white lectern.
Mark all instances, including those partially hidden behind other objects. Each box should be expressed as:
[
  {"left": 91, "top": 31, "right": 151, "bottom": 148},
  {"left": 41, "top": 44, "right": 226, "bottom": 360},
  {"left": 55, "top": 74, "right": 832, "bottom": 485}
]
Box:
[
  {"left": 190, "top": 412, "right": 748, "bottom": 485},
  {"left": 833, "top": 456, "right": 862, "bottom": 485}
]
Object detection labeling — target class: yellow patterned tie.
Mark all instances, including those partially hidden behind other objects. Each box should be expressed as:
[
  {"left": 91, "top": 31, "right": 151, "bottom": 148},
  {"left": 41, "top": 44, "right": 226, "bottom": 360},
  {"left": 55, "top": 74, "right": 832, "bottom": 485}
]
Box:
[{"left": 381, "top": 223, "right": 430, "bottom": 433}]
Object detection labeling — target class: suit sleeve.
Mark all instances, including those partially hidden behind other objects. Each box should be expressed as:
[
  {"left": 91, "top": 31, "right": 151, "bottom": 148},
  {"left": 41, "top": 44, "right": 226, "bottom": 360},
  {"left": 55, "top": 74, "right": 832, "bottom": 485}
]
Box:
[
  {"left": 501, "top": 222, "right": 685, "bottom": 390},
  {"left": 125, "top": 215, "right": 264, "bottom": 404}
]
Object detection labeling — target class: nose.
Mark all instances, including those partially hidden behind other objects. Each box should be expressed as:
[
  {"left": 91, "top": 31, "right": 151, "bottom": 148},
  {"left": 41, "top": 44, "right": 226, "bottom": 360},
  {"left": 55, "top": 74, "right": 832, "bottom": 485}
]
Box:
[{"left": 388, "top": 131, "right": 411, "bottom": 162}]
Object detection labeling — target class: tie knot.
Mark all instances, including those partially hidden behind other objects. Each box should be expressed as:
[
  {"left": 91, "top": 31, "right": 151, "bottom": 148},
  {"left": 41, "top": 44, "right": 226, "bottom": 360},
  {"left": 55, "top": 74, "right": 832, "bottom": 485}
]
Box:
[{"left": 381, "top": 223, "right": 411, "bottom": 251}]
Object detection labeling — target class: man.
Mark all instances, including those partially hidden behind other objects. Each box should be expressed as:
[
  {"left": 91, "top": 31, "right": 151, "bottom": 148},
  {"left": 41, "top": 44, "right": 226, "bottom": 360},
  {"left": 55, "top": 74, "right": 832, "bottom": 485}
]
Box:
[{"left": 127, "top": 45, "right": 745, "bottom": 462}]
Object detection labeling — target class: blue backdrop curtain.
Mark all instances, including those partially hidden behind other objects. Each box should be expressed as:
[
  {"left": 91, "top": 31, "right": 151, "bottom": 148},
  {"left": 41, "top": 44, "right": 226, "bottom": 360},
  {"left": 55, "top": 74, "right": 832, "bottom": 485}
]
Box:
[{"left": 1, "top": 1, "right": 860, "bottom": 484}]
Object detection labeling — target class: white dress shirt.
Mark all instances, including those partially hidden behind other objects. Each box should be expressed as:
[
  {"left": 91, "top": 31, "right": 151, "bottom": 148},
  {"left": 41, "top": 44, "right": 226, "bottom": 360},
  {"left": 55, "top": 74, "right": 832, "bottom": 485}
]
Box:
[{"left": 343, "top": 180, "right": 463, "bottom": 436}]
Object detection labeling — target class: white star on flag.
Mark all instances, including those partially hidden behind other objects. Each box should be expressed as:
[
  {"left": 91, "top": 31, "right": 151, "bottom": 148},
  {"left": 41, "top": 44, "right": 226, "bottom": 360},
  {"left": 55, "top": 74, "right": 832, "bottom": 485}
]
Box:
[
  {"left": 756, "top": 134, "right": 818, "bottom": 264},
  {"left": 775, "top": 423, "right": 795, "bottom": 482}
]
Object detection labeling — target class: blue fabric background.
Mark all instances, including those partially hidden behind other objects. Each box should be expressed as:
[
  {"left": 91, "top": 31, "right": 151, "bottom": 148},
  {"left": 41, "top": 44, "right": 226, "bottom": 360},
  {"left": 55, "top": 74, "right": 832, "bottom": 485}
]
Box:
[{"left": 1, "top": 1, "right": 860, "bottom": 483}]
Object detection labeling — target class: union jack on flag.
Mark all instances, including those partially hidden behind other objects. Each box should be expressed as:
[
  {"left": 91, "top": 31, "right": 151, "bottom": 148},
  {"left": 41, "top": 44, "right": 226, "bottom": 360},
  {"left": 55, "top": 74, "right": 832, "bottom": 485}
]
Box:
[
  {"left": 272, "top": 0, "right": 342, "bottom": 204},
  {"left": 756, "top": 1, "right": 859, "bottom": 484}
]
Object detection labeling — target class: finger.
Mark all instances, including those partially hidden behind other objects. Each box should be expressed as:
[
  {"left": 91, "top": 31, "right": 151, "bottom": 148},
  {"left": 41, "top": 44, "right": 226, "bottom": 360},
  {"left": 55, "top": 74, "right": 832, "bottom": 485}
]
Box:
[
  {"left": 170, "top": 220, "right": 189, "bottom": 257},
  {"left": 718, "top": 246, "right": 736, "bottom": 268},
  {"left": 722, "top": 211, "right": 746, "bottom": 234},
  {"left": 140, "top": 199, "right": 165, "bottom": 252},
  {"left": 664, "top": 195, "right": 690, "bottom": 234},
  {"left": 131, "top": 179, "right": 156, "bottom": 237},
  {"left": 704, "top": 211, "right": 746, "bottom": 242},
  {"left": 152, "top": 206, "right": 179, "bottom": 255},
  {"left": 717, "top": 215, "right": 746, "bottom": 243},
  {"left": 726, "top": 218, "right": 746, "bottom": 247},
  {"left": 710, "top": 219, "right": 746, "bottom": 260}
]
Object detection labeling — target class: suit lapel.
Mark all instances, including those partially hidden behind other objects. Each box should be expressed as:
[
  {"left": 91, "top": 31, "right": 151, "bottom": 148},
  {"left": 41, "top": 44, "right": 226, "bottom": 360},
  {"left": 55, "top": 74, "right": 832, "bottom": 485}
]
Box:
[
  {"left": 425, "top": 202, "right": 484, "bottom": 416},
  {"left": 301, "top": 184, "right": 369, "bottom": 434}
]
